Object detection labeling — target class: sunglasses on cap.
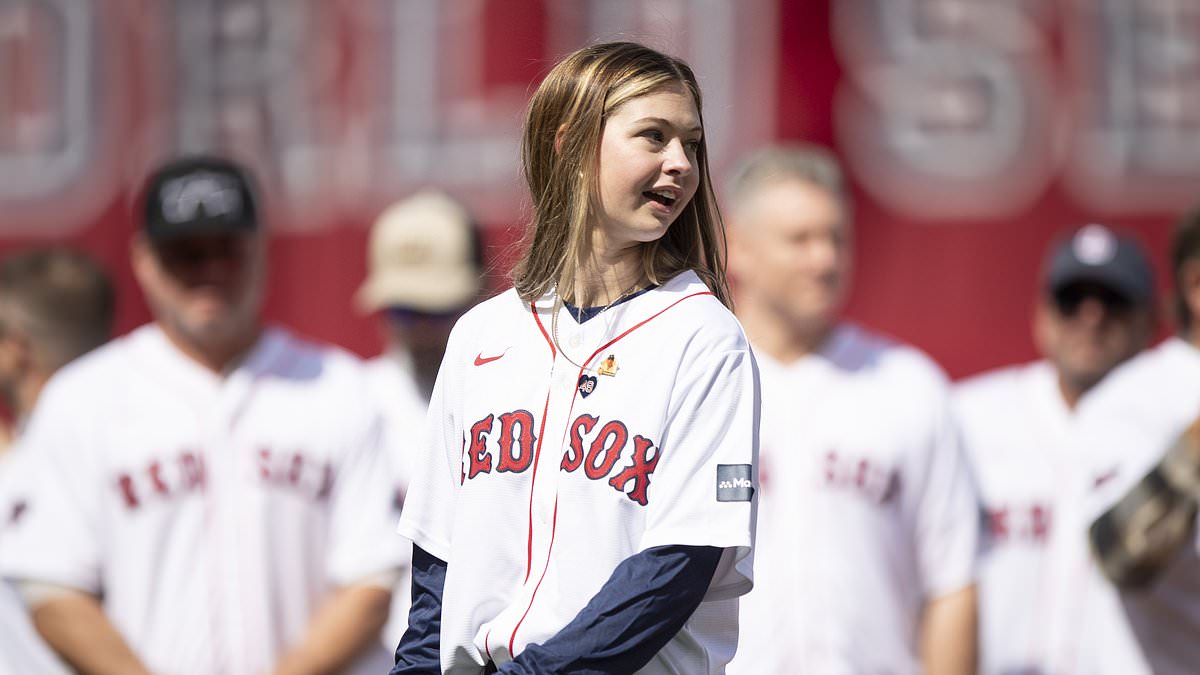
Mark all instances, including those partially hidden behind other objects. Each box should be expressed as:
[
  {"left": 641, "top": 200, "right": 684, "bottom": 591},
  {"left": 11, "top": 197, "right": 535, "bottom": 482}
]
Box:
[{"left": 1052, "top": 283, "right": 1133, "bottom": 317}]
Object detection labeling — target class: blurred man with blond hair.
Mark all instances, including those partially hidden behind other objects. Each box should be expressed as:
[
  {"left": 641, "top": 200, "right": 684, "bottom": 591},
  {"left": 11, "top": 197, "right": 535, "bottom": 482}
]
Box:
[{"left": 726, "top": 144, "right": 979, "bottom": 675}]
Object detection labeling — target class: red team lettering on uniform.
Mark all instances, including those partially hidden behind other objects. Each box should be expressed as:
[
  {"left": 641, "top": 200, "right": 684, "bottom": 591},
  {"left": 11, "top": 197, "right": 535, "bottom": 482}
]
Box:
[
  {"left": 465, "top": 410, "right": 660, "bottom": 506},
  {"left": 607, "top": 435, "right": 659, "bottom": 506},
  {"left": 258, "top": 448, "right": 334, "bottom": 501},
  {"left": 822, "top": 449, "right": 901, "bottom": 505},
  {"left": 497, "top": 410, "right": 536, "bottom": 473},
  {"left": 986, "top": 502, "right": 1052, "bottom": 545},
  {"left": 114, "top": 449, "right": 332, "bottom": 509},
  {"left": 468, "top": 414, "right": 496, "bottom": 479},
  {"left": 115, "top": 451, "right": 206, "bottom": 508}
]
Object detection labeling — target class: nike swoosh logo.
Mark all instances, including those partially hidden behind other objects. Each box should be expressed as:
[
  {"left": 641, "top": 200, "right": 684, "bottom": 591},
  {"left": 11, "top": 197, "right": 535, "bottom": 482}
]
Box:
[{"left": 474, "top": 350, "right": 507, "bottom": 366}]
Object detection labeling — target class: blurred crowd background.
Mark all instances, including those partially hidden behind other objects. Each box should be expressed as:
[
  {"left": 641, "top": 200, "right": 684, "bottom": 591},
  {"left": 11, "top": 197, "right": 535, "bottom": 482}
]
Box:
[{"left": 0, "top": 0, "right": 1194, "bottom": 378}]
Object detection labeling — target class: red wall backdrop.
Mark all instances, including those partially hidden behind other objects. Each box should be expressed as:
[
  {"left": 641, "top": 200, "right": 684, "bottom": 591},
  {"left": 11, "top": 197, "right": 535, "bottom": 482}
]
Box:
[{"left": 0, "top": 0, "right": 1193, "bottom": 379}]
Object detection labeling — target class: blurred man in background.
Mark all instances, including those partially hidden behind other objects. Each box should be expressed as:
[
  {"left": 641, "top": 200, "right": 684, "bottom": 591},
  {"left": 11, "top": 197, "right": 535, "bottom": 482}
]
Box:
[
  {"left": 725, "top": 145, "right": 979, "bottom": 675},
  {"left": 356, "top": 190, "right": 484, "bottom": 401},
  {"left": 0, "top": 155, "right": 405, "bottom": 675},
  {"left": 0, "top": 248, "right": 114, "bottom": 674},
  {"left": 354, "top": 189, "right": 484, "bottom": 651},
  {"left": 0, "top": 249, "right": 114, "bottom": 450},
  {"left": 953, "top": 224, "right": 1155, "bottom": 674},
  {"left": 1050, "top": 206, "right": 1200, "bottom": 674}
]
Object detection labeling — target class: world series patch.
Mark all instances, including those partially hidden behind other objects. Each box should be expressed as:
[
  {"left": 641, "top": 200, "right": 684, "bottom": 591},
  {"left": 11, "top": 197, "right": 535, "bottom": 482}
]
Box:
[{"left": 716, "top": 464, "right": 754, "bottom": 502}]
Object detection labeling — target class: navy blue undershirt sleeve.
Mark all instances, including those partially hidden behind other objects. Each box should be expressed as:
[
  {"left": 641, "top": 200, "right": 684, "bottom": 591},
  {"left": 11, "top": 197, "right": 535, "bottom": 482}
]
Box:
[
  {"left": 497, "top": 544, "right": 724, "bottom": 674},
  {"left": 391, "top": 545, "right": 447, "bottom": 675}
]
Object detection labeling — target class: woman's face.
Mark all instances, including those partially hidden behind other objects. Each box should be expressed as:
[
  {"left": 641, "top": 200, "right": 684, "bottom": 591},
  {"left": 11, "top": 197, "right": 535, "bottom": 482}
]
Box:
[{"left": 593, "top": 83, "right": 702, "bottom": 258}]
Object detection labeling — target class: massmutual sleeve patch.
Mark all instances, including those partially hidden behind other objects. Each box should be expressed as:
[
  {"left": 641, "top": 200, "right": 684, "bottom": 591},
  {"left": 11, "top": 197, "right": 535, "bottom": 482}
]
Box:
[{"left": 716, "top": 464, "right": 755, "bottom": 502}]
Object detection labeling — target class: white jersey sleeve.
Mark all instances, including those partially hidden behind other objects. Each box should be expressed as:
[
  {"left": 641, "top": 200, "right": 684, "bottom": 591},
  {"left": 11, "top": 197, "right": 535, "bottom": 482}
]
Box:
[
  {"left": 1075, "top": 339, "right": 1200, "bottom": 525},
  {"left": 640, "top": 342, "right": 759, "bottom": 599},
  {"left": 0, "top": 372, "right": 103, "bottom": 593},
  {"left": 326, "top": 406, "right": 405, "bottom": 585},
  {"left": 395, "top": 321, "right": 467, "bottom": 562},
  {"left": 913, "top": 383, "right": 980, "bottom": 598},
  {"left": 0, "top": 448, "right": 73, "bottom": 675},
  {"left": 364, "top": 354, "right": 425, "bottom": 648}
]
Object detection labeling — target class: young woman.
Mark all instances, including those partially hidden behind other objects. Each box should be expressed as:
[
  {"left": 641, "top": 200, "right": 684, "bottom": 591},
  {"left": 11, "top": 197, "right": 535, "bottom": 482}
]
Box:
[{"left": 393, "top": 41, "right": 759, "bottom": 674}]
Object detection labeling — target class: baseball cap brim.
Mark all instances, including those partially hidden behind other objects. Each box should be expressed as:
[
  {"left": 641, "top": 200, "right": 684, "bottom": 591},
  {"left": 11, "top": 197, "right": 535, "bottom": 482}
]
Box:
[
  {"left": 146, "top": 217, "right": 256, "bottom": 242},
  {"left": 1047, "top": 264, "right": 1150, "bottom": 305},
  {"left": 355, "top": 268, "right": 481, "bottom": 315},
  {"left": 1043, "top": 225, "right": 1154, "bottom": 305}
]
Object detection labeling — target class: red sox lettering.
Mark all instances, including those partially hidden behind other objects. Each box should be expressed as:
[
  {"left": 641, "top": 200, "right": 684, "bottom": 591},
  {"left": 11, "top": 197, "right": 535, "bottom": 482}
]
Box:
[
  {"left": 464, "top": 410, "right": 661, "bottom": 506},
  {"left": 497, "top": 411, "right": 537, "bottom": 473},
  {"left": 822, "top": 449, "right": 901, "bottom": 505},
  {"left": 258, "top": 448, "right": 335, "bottom": 501},
  {"left": 465, "top": 410, "right": 542, "bottom": 479},
  {"left": 986, "top": 502, "right": 1051, "bottom": 545},
  {"left": 115, "top": 451, "right": 207, "bottom": 508},
  {"left": 113, "top": 448, "right": 333, "bottom": 509}
]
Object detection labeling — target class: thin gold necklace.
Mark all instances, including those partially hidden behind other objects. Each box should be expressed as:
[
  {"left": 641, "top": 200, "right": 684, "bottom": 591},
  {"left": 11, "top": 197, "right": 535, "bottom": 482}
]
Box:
[{"left": 551, "top": 281, "right": 642, "bottom": 372}]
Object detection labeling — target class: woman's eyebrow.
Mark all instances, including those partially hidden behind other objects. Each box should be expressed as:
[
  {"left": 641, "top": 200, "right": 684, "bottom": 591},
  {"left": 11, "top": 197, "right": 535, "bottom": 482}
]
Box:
[{"left": 631, "top": 116, "right": 703, "bottom": 133}]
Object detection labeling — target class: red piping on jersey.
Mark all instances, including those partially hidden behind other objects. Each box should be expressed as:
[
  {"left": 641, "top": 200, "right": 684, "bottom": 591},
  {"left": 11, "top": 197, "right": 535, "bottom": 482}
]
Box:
[
  {"left": 530, "top": 302, "right": 556, "bottom": 358},
  {"left": 522, "top": 391, "right": 554, "bottom": 583},
  {"left": 509, "top": 495, "right": 559, "bottom": 656},
  {"left": 508, "top": 290, "right": 713, "bottom": 652},
  {"left": 521, "top": 302, "right": 558, "bottom": 582},
  {"left": 582, "top": 292, "right": 712, "bottom": 368}
]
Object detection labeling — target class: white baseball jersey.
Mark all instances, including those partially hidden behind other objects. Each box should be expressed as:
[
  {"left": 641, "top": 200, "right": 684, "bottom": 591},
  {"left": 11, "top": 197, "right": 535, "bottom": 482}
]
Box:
[
  {"left": 729, "top": 323, "right": 979, "bottom": 675},
  {"left": 363, "top": 350, "right": 422, "bottom": 650},
  {"left": 952, "top": 360, "right": 1074, "bottom": 674},
  {"left": 0, "top": 324, "right": 404, "bottom": 675},
  {"left": 398, "top": 270, "right": 759, "bottom": 674},
  {"left": 1038, "top": 337, "right": 1200, "bottom": 675},
  {"left": 0, "top": 450, "right": 71, "bottom": 675}
]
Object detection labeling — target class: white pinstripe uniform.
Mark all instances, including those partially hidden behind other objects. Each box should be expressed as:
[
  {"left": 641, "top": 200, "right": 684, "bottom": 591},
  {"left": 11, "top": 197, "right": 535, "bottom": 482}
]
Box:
[
  {"left": 0, "top": 324, "right": 404, "bottom": 675},
  {"left": 1037, "top": 338, "right": 1200, "bottom": 675},
  {"left": 730, "top": 323, "right": 979, "bottom": 675},
  {"left": 398, "top": 271, "right": 759, "bottom": 674}
]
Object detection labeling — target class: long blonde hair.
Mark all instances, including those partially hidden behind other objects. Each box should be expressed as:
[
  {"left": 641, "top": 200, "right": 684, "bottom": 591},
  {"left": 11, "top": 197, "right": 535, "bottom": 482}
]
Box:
[{"left": 511, "top": 41, "right": 730, "bottom": 308}]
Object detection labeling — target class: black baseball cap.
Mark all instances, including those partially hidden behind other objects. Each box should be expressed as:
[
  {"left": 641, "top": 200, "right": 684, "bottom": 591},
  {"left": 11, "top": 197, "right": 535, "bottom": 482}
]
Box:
[
  {"left": 140, "top": 155, "right": 259, "bottom": 241},
  {"left": 1043, "top": 224, "right": 1154, "bottom": 305}
]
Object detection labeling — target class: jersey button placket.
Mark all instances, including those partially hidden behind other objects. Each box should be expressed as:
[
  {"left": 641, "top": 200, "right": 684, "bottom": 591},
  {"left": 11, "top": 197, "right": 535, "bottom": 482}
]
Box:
[
  {"left": 194, "top": 382, "right": 238, "bottom": 674},
  {"left": 214, "top": 372, "right": 262, "bottom": 673},
  {"left": 537, "top": 363, "right": 570, "bottom": 532},
  {"left": 534, "top": 313, "right": 581, "bottom": 575}
]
